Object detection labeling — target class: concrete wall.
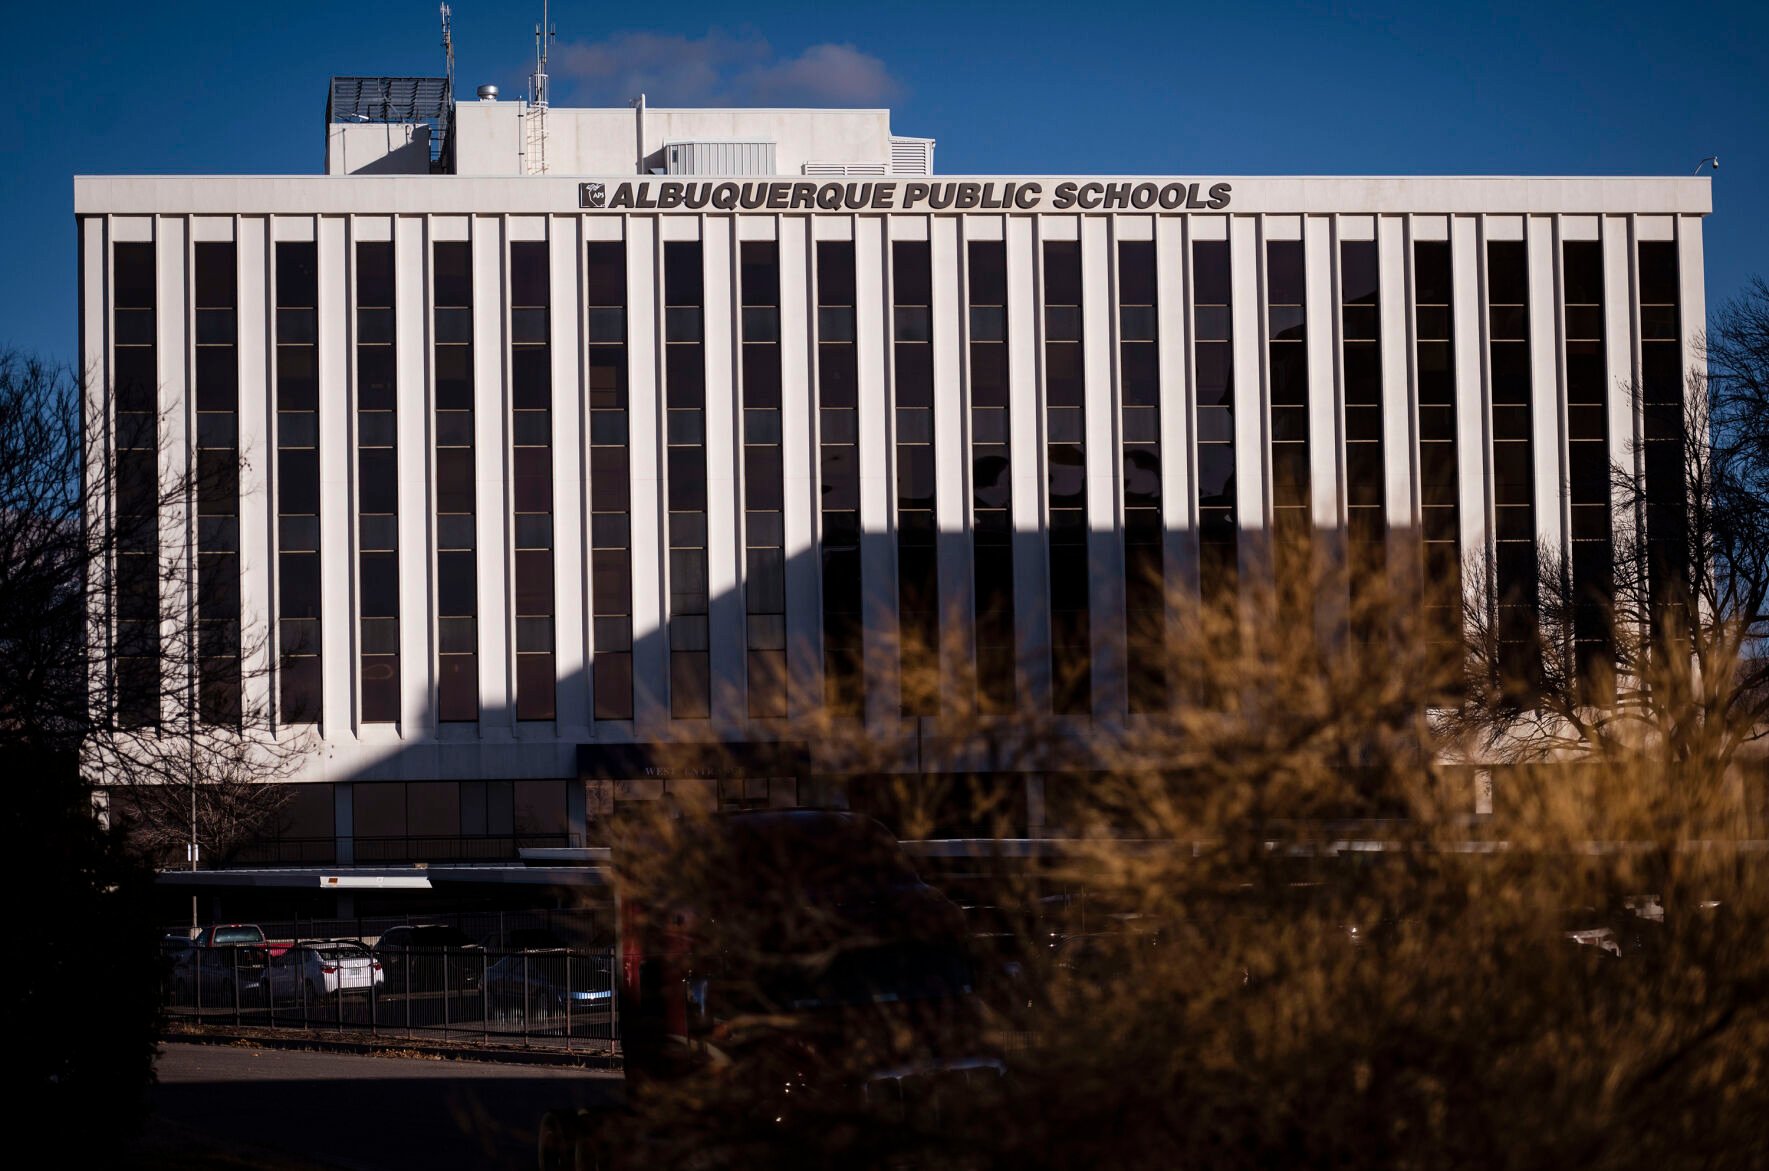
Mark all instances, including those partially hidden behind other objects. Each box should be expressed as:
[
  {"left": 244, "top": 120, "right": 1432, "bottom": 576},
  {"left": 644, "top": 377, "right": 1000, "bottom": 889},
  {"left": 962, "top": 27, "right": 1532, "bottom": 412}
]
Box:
[
  {"left": 326, "top": 123, "right": 431, "bottom": 176},
  {"left": 450, "top": 102, "right": 896, "bottom": 176}
]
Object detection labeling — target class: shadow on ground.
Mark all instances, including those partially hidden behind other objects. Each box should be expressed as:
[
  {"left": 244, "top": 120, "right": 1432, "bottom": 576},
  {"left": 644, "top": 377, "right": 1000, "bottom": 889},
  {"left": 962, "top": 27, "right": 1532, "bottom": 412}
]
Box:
[{"left": 137, "top": 1043, "right": 620, "bottom": 1170}]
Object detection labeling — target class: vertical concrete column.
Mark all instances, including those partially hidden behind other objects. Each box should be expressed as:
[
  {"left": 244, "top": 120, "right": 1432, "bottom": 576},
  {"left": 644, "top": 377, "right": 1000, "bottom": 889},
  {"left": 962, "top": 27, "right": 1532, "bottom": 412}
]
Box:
[
  {"left": 236, "top": 217, "right": 274, "bottom": 732},
  {"left": 550, "top": 217, "right": 589, "bottom": 738},
  {"left": 1378, "top": 215, "right": 1414, "bottom": 576},
  {"left": 623, "top": 216, "right": 665, "bottom": 731},
  {"left": 1025, "top": 775, "right": 1046, "bottom": 838},
  {"left": 1451, "top": 217, "right": 1488, "bottom": 582},
  {"left": 316, "top": 216, "right": 354, "bottom": 738},
  {"left": 334, "top": 781, "right": 355, "bottom": 865},
  {"left": 854, "top": 214, "right": 899, "bottom": 729},
  {"left": 566, "top": 780, "right": 587, "bottom": 847},
  {"left": 395, "top": 215, "right": 434, "bottom": 735},
  {"left": 1230, "top": 215, "right": 1265, "bottom": 581},
  {"left": 1303, "top": 216, "right": 1338, "bottom": 540},
  {"left": 80, "top": 216, "right": 111, "bottom": 731},
  {"left": 1601, "top": 217, "right": 1636, "bottom": 557},
  {"left": 1527, "top": 216, "right": 1566, "bottom": 565},
  {"left": 1676, "top": 217, "right": 1707, "bottom": 417},
  {"left": 778, "top": 215, "right": 821, "bottom": 718},
  {"left": 701, "top": 215, "right": 744, "bottom": 727},
  {"left": 156, "top": 216, "right": 191, "bottom": 728},
  {"left": 929, "top": 215, "right": 972, "bottom": 717},
  {"left": 1081, "top": 215, "right": 1124, "bottom": 721},
  {"left": 1154, "top": 214, "right": 1195, "bottom": 645},
  {"left": 1005, "top": 215, "right": 1048, "bottom": 709},
  {"left": 473, "top": 216, "right": 512, "bottom": 735}
]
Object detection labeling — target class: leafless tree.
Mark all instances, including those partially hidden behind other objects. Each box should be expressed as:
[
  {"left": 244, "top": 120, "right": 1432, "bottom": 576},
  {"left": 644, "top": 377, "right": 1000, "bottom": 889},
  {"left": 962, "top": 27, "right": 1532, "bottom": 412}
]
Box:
[
  {"left": 0, "top": 350, "right": 303, "bottom": 864},
  {"left": 1448, "top": 280, "right": 1769, "bottom": 834}
]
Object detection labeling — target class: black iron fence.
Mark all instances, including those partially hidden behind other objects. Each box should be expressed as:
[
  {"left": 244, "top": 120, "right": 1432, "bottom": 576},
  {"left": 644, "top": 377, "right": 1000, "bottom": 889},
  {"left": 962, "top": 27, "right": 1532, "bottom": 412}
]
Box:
[{"left": 162, "top": 940, "right": 619, "bottom": 1053}]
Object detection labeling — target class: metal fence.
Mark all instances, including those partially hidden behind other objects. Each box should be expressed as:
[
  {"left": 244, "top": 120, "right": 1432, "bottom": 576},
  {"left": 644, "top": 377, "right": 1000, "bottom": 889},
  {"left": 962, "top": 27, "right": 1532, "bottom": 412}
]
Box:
[{"left": 162, "top": 941, "right": 619, "bottom": 1054}]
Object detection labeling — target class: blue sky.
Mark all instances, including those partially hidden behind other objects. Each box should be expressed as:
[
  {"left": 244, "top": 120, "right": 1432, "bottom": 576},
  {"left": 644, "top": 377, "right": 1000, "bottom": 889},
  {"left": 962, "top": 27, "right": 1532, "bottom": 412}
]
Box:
[{"left": 3, "top": 0, "right": 1763, "bottom": 365}]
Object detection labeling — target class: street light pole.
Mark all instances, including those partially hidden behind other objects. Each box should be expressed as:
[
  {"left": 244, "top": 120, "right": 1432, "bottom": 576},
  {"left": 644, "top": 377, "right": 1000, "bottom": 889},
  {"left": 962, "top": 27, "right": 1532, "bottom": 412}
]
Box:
[{"left": 190, "top": 743, "right": 198, "bottom": 932}]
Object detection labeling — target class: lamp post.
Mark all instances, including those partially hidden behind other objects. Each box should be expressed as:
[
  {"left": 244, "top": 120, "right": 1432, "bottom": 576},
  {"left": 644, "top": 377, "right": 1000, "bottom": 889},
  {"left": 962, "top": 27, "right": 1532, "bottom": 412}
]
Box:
[{"left": 190, "top": 752, "right": 198, "bottom": 932}]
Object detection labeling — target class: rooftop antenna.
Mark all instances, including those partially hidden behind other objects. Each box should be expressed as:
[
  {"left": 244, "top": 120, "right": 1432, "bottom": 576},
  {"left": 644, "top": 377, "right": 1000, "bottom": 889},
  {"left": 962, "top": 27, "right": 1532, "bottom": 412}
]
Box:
[
  {"left": 524, "top": 3, "right": 555, "bottom": 173},
  {"left": 531, "top": 0, "right": 554, "bottom": 107},
  {"left": 440, "top": 3, "right": 455, "bottom": 100},
  {"left": 1693, "top": 155, "right": 1719, "bottom": 176}
]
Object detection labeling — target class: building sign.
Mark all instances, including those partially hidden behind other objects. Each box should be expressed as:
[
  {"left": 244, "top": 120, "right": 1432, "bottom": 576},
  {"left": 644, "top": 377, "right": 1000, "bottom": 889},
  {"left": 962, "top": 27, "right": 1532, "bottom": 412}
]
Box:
[{"left": 579, "top": 179, "right": 1232, "bottom": 214}]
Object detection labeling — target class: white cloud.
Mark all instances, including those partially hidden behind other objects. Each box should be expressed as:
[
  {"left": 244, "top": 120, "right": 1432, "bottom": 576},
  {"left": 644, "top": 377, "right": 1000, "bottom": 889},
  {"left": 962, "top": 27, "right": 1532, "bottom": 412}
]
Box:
[
  {"left": 555, "top": 30, "right": 902, "bottom": 107},
  {"left": 743, "top": 44, "right": 903, "bottom": 107}
]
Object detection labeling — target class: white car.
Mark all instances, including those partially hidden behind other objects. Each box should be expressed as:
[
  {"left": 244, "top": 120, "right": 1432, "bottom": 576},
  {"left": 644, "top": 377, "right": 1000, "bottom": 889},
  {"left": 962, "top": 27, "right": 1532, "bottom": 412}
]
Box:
[{"left": 269, "top": 940, "right": 383, "bottom": 1002}]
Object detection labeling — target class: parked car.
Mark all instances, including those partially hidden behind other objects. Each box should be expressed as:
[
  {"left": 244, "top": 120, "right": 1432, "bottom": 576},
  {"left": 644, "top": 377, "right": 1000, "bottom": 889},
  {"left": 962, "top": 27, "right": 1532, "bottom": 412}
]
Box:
[
  {"left": 194, "top": 923, "right": 266, "bottom": 948},
  {"left": 269, "top": 939, "right": 384, "bottom": 1002},
  {"left": 171, "top": 924, "right": 269, "bottom": 1006},
  {"left": 479, "top": 926, "right": 576, "bottom": 952},
  {"left": 161, "top": 932, "right": 197, "bottom": 995},
  {"left": 484, "top": 948, "right": 614, "bottom": 1024},
  {"left": 372, "top": 924, "right": 484, "bottom": 992}
]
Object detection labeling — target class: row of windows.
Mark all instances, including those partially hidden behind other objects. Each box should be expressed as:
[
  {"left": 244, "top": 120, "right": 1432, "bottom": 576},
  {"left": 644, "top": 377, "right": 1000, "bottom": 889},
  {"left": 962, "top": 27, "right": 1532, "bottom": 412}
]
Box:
[
  {"left": 1045, "top": 240, "right": 1090, "bottom": 714},
  {"left": 1194, "top": 239, "right": 1236, "bottom": 605},
  {"left": 110, "top": 233, "right": 1689, "bottom": 728},
  {"left": 743, "top": 241, "right": 789, "bottom": 718},
  {"left": 510, "top": 242, "right": 556, "bottom": 721},
  {"left": 969, "top": 240, "right": 1015, "bottom": 710},
  {"left": 1639, "top": 242, "right": 1687, "bottom": 636},
  {"left": 357, "top": 241, "right": 399, "bottom": 722},
  {"left": 1267, "top": 239, "right": 1310, "bottom": 616},
  {"left": 587, "top": 242, "right": 635, "bottom": 720},
  {"left": 1341, "top": 240, "right": 1382, "bottom": 597},
  {"left": 113, "top": 242, "right": 160, "bottom": 728},
  {"left": 1416, "top": 241, "right": 1460, "bottom": 647},
  {"left": 665, "top": 241, "right": 713, "bottom": 718},
  {"left": 895, "top": 240, "right": 938, "bottom": 715},
  {"left": 1488, "top": 239, "right": 1537, "bottom": 683},
  {"left": 1564, "top": 241, "right": 1612, "bottom": 677},
  {"left": 818, "top": 241, "right": 864, "bottom": 716},
  {"left": 1120, "top": 241, "right": 1165, "bottom": 711},
  {"left": 194, "top": 242, "right": 242, "bottom": 724},
  {"left": 433, "top": 241, "right": 477, "bottom": 723},
  {"left": 277, "top": 242, "right": 322, "bottom": 723}
]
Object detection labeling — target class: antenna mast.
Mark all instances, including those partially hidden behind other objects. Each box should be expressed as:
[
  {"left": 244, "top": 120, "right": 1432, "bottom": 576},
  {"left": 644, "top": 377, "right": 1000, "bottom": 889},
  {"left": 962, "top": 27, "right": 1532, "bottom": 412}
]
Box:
[
  {"left": 523, "top": 1, "right": 554, "bottom": 174},
  {"left": 440, "top": 3, "right": 455, "bottom": 99},
  {"left": 531, "top": 0, "right": 553, "bottom": 107}
]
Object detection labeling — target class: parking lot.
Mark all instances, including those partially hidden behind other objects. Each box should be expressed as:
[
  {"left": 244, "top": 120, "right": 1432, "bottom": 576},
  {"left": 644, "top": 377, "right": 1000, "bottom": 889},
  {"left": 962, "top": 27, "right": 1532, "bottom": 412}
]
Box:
[
  {"left": 162, "top": 923, "right": 620, "bottom": 1053},
  {"left": 147, "top": 1043, "right": 620, "bottom": 1170}
]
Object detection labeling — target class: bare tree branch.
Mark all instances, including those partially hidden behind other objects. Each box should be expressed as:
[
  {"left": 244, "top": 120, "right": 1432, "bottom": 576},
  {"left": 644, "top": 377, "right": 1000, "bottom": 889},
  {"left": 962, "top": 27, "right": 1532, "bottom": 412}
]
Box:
[{"left": 0, "top": 350, "right": 305, "bottom": 864}]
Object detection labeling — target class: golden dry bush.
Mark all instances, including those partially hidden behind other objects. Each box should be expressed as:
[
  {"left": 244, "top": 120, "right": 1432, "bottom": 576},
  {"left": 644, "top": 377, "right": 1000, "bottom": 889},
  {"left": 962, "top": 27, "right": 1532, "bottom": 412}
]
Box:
[{"left": 586, "top": 530, "right": 1769, "bottom": 1170}]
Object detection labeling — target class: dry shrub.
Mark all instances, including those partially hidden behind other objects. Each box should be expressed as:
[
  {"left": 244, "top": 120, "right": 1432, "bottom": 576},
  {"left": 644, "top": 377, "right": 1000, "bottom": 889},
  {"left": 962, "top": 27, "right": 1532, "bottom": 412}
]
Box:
[{"left": 598, "top": 537, "right": 1769, "bottom": 1169}]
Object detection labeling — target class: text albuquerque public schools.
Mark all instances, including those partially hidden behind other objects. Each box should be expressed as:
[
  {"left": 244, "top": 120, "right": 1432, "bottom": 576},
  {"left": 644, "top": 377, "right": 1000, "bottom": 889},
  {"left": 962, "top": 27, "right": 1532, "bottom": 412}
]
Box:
[{"left": 579, "top": 180, "right": 1232, "bottom": 213}]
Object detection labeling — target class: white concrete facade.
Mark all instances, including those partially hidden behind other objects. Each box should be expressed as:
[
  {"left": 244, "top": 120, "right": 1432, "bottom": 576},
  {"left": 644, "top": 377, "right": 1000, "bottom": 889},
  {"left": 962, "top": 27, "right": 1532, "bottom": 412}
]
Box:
[
  {"left": 76, "top": 172, "right": 1712, "bottom": 800},
  {"left": 441, "top": 104, "right": 916, "bottom": 179}
]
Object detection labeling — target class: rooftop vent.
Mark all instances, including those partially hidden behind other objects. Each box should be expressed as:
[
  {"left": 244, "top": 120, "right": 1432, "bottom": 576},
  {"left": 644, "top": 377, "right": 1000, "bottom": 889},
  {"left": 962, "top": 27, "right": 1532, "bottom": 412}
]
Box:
[
  {"left": 664, "top": 140, "right": 777, "bottom": 177},
  {"left": 890, "top": 136, "right": 936, "bottom": 176},
  {"left": 477, "top": 84, "right": 499, "bottom": 101},
  {"left": 803, "top": 161, "right": 889, "bottom": 177}
]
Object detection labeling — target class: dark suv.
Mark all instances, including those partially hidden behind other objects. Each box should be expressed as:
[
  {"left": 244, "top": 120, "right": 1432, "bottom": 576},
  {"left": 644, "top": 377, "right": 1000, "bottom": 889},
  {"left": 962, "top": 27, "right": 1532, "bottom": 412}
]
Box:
[{"left": 372, "top": 924, "right": 484, "bottom": 993}]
